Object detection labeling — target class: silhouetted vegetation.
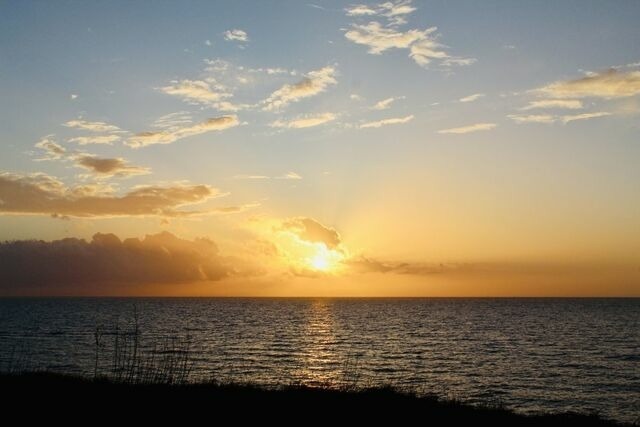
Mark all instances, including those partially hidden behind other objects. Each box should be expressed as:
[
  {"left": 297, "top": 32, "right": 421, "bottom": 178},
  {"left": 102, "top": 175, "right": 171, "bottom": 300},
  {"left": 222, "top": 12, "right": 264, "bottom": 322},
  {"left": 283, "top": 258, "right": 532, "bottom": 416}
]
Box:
[{"left": 0, "top": 372, "right": 634, "bottom": 426}]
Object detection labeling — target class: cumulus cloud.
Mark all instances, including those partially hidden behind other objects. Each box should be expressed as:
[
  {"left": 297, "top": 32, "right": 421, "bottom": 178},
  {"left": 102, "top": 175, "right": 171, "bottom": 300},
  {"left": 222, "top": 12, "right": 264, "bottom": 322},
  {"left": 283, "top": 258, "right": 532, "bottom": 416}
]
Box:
[
  {"left": 270, "top": 112, "right": 337, "bottom": 129},
  {"left": 507, "top": 114, "right": 556, "bottom": 124},
  {"left": 537, "top": 69, "right": 640, "bottom": 99},
  {"left": 520, "top": 99, "right": 584, "bottom": 110},
  {"left": 359, "top": 114, "right": 414, "bottom": 128},
  {"left": 344, "top": 2, "right": 474, "bottom": 69},
  {"left": 371, "top": 96, "right": 404, "bottom": 110},
  {"left": 459, "top": 93, "right": 485, "bottom": 103},
  {"left": 126, "top": 116, "right": 239, "bottom": 148},
  {"left": 437, "top": 123, "right": 497, "bottom": 134},
  {"left": 74, "top": 155, "right": 151, "bottom": 178},
  {"left": 224, "top": 29, "right": 249, "bottom": 42},
  {"left": 63, "top": 120, "right": 122, "bottom": 133},
  {"left": 0, "top": 231, "right": 239, "bottom": 291},
  {"left": 68, "top": 135, "right": 121, "bottom": 145},
  {"left": 34, "top": 135, "right": 66, "bottom": 161},
  {"left": 0, "top": 172, "right": 221, "bottom": 218},
  {"left": 159, "top": 79, "right": 232, "bottom": 106},
  {"left": 281, "top": 217, "right": 341, "bottom": 249},
  {"left": 262, "top": 66, "right": 337, "bottom": 111}
]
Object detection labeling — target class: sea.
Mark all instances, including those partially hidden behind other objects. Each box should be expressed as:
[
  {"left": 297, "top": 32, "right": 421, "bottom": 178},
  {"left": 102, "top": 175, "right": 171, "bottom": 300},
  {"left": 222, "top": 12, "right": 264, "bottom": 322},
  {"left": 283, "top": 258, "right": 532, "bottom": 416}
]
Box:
[{"left": 0, "top": 298, "right": 638, "bottom": 422}]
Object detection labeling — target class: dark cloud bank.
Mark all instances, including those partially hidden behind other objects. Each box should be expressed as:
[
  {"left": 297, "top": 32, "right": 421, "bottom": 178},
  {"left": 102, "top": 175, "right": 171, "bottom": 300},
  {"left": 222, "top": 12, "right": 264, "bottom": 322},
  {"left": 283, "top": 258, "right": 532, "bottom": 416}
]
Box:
[{"left": 0, "top": 231, "right": 238, "bottom": 294}]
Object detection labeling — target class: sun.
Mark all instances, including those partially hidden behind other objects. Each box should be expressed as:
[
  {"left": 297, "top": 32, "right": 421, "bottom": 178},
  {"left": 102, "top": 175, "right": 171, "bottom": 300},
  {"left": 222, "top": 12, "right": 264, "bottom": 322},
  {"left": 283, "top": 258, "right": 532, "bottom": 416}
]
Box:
[
  {"left": 310, "top": 253, "right": 331, "bottom": 271},
  {"left": 307, "top": 245, "right": 343, "bottom": 272}
]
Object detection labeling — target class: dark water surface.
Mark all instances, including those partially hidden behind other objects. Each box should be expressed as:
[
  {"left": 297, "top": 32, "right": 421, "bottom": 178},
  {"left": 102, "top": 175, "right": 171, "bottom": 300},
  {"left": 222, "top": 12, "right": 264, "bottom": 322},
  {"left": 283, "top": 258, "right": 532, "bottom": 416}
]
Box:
[{"left": 0, "top": 298, "right": 638, "bottom": 422}]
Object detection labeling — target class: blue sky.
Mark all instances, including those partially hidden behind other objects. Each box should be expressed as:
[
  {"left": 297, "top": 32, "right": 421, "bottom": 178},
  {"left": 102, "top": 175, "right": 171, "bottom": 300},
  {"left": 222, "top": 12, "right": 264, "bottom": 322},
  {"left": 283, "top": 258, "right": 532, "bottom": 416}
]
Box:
[{"left": 1, "top": 1, "right": 639, "bottom": 295}]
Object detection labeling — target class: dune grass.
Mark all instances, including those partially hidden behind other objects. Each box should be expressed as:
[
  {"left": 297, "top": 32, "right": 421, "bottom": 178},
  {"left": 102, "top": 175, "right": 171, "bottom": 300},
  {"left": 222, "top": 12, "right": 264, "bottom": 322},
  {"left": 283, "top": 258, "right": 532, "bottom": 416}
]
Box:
[{"left": 0, "top": 372, "right": 633, "bottom": 426}]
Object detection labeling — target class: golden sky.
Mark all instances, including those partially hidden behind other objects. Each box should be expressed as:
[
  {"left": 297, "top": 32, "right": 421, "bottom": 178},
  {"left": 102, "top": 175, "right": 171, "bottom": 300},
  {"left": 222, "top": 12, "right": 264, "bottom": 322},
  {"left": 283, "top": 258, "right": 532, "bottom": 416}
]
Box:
[{"left": 1, "top": 1, "right": 639, "bottom": 296}]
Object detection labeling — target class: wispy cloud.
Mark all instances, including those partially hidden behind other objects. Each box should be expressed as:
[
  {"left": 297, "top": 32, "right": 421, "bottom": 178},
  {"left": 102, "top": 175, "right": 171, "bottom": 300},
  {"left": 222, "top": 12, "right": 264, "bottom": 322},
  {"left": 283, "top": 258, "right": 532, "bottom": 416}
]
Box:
[
  {"left": 224, "top": 29, "right": 249, "bottom": 43},
  {"left": 270, "top": 112, "right": 337, "bottom": 129},
  {"left": 74, "top": 155, "right": 151, "bottom": 178},
  {"left": 159, "top": 79, "right": 233, "bottom": 107},
  {"left": 262, "top": 66, "right": 337, "bottom": 111},
  {"left": 345, "top": 1, "right": 416, "bottom": 26},
  {"left": 561, "top": 111, "right": 611, "bottom": 123},
  {"left": 508, "top": 112, "right": 611, "bottom": 124},
  {"left": 508, "top": 114, "right": 556, "bottom": 124},
  {"left": 34, "top": 136, "right": 66, "bottom": 161},
  {"left": 344, "top": 1, "right": 474, "bottom": 69},
  {"left": 520, "top": 99, "right": 583, "bottom": 110},
  {"left": 537, "top": 69, "right": 640, "bottom": 99},
  {"left": 437, "top": 123, "right": 497, "bottom": 134},
  {"left": 64, "top": 120, "right": 122, "bottom": 133},
  {"left": 459, "top": 93, "right": 485, "bottom": 103},
  {"left": 276, "top": 172, "right": 303, "bottom": 180},
  {"left": 126, "top": 116, "right": 239, "bottom": 148},
  {"left": 0, "top": 172, "right": 221, "bottom": 218},
  {"left": 370, "top": 96, "right": 404, "bottom": 110},
  {"left": 68, "top": 135, "right": 121, "bottom": 145},
  {"left": 232, "top": 175, "right": 270, "bottom": 180},
  {"left": 360, "top": 114, "right": 414, "bottom": 128}
]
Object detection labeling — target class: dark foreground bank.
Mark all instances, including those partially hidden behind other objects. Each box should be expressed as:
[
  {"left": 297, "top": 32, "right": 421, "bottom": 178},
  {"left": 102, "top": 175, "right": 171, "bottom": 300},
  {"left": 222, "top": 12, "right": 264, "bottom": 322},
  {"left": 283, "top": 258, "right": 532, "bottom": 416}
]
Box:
[{"left": 0, "top": 373, "right": 633, "bottom": 426}]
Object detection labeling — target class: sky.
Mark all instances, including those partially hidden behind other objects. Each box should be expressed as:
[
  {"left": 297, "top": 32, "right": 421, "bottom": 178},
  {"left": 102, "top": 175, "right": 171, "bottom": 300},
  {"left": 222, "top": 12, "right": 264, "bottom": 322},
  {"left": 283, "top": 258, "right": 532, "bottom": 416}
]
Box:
[{"left": 1, "top": 0, "right": 639, "bottom": 296}]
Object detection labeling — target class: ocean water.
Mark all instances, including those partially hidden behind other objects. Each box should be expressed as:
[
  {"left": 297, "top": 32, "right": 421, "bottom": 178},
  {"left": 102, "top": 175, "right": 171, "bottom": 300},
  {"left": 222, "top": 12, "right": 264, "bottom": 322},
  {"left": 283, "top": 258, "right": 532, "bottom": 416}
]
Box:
[{"left": 0, "top": 298, "right": 638, "bottom": 422}]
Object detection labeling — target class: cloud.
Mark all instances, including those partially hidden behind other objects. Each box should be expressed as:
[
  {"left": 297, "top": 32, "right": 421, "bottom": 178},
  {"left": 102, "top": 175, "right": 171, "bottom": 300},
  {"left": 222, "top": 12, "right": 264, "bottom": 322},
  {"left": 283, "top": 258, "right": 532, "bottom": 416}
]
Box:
[
  {"left": 224, "top": 29, "right": 249, "bottom": 42},
  {"left": 507, "top": 112, "right": 611, "bottom": 124},
  {"left": 0, "top": 231, "right": 239, "bottom": 291},
  {"left": 281, "top": 217, "right": 341, "bottom": 249},
  {"left": 159, "top": 79, "right": 232, "bottom": 106},
  {"left": 34, "top": 135, "right": 66, "bottom": 161},
  {"left": 126, "top": 116, "right": 239, "bottom": 148},
  {"left": 68, "top": 135, "right": 121, "bottom": 145},
  {"left": 441, "top": 58, "right": 477, "bottom": 67},
  {"left": 459, "top": 93, "right": 485, "bottom": 103},
  {"left": 537, "top": 69, "right": 640, "bottom": 99},
  {"left": 345, "top": 1, "right": 416, "bottom": 25},
  {"left": 344, "top": 2, "right": 474, "bottom": 69},
  {"left": 232, "top": 173, "right": 303, "bottom": 180},
  {"left": 371, "top": 96, "right": 404, "bottom": 110},
  {"left": 270, "top": 112, "right": 337, "bottom": 129},
  {"left": 151, "top": 111, "right": 194, "bottom": 130},
  {"left": 520, "top": 99, "right": 583, "bottom": 110},
  {"left": 347, "top": 256, "right": 456, "bottom": 275},
  {"left": 345, "top": 22, "right": 431, "bottom": 54},
  {"left": 0, "top": 172, "right": 221, "bottom": 217},
  {"left": 262, "top": 66, "right": 337, "bottom": 111},
  {"left": 63, "top": 120, "right": 122, "bottom": 133},
  {"left": 276, "top": 172, "right": 303, "bottom": 180},
  {"left": 359, "top": 114, "right": 414, "bottom": 128},
  {"left": 74, "top": 155, "right": 151, "bottom": 178},
  {"left": 508, "top": 114, "right": 556, "bottom": 124},
  {"left": 232, "top": 175, "right": 270, "bottom": 180},
  {"left": 345, "top": 4, "right": 378, "bottom": 16},
  {"left": 437, "top": 123, "right": 497, "bottom": 134},
  {"left": 561, "top": 111, "right": 611, "bottom": 124}
]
